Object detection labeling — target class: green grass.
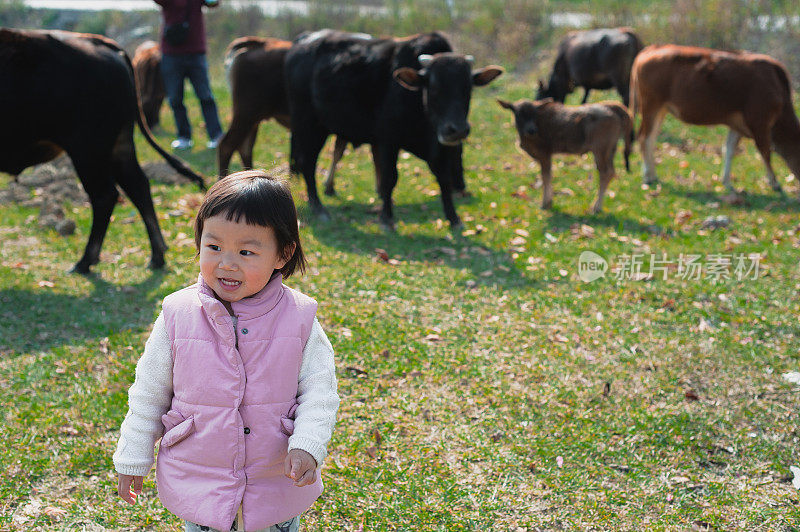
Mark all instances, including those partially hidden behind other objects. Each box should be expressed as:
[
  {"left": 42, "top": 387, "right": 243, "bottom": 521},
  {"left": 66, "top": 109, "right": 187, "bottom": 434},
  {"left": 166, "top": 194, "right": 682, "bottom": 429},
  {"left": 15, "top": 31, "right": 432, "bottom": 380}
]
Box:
[{"left": 1, "top": 76, "right": 799, "bottom": 530}]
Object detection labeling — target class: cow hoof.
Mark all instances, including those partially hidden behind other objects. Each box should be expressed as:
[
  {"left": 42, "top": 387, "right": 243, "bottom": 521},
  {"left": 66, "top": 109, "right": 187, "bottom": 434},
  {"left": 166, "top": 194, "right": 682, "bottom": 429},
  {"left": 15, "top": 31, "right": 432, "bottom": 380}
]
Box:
[
  {"left": 454, "top": 189, "right": 472, "bottom": 198},
  {"left": 722, "top": 191, "right": 742, "bottom": 203},
  {"left": 148, "top": 257, "right": 166, "bottom": 270},
  {"left": 323, "top": 187, "right": 337, "bottom": 197},
  {"left": 70, "top": 262, "right": 92, "bottom": 275},
  {"left": 313, "top": 209, "right": 331, "bottom": 222},
  {"left": 379, "top": 217, "right": 395, "bottom": 232}
]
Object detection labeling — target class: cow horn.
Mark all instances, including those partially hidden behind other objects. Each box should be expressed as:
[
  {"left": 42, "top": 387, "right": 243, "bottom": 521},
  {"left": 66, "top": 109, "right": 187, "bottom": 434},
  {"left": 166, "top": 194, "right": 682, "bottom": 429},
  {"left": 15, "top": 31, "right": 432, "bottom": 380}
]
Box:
[
  {"left": 418, "top": 54, "right": 433, "bottom": 67},
  {"left": 465, "top": 55, "right": 474, "bottom": 65}
]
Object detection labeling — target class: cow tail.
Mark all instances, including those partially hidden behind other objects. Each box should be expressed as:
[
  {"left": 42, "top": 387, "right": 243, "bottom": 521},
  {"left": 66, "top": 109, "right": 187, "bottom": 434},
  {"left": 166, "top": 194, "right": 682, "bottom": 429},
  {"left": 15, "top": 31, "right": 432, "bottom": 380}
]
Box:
[
  {"left": 623, "top": 108, "right": 633, "bottom": 172},
  {"left": 610, "top": 104, "right": 633, "bottom": 172},
  {"left": 120, "top": 49, "right": 207, "bottom": 190}
]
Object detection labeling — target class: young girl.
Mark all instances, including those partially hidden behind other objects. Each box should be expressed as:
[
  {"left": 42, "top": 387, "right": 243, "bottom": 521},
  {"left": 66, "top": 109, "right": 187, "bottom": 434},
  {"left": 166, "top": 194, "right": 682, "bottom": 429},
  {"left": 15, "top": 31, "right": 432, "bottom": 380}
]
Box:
[{"left": 113, "top": 170, "right": 339, "bottom": 532}]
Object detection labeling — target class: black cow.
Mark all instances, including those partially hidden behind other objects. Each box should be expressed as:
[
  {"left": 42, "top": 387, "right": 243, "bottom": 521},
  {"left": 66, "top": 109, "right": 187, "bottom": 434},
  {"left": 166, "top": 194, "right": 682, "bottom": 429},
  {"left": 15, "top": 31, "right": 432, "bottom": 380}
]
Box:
[
  {"left": 0, "top": 29, "right": 205, "bottom": 273},
  {"left": 537, "top": 27, "right": 643, "bottom": 107},
  {"left": 285, "top": 29, "right": 503, "bottom": 229}
]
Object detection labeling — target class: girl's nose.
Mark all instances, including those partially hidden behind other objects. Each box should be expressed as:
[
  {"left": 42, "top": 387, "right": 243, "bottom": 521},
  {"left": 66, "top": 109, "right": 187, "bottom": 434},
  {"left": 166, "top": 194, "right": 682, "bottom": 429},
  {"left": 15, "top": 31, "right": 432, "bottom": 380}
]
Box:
[{"left": 218, "top": 254, "right": 238, "bottom": 270}]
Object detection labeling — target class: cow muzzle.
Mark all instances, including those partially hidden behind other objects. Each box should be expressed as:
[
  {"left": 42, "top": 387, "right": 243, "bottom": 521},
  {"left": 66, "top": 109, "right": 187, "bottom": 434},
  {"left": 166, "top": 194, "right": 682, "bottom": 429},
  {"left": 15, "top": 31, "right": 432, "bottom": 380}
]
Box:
[{"left": 438, "top": 122, "right": 471, "bottom": 146}]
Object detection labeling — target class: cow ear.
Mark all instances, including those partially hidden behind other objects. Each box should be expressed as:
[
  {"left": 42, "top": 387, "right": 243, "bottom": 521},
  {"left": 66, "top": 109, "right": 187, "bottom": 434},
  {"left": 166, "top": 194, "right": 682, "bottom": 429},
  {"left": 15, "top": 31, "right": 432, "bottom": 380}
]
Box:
[
  {"left": 497, "top": 99, "right": 514, "bottom": 111},
  {"left": 473, "top": 65, "right": 504, "bottom": 87},
  {"left": 393, "top": 67, "right": 423, "bottom": 91}
]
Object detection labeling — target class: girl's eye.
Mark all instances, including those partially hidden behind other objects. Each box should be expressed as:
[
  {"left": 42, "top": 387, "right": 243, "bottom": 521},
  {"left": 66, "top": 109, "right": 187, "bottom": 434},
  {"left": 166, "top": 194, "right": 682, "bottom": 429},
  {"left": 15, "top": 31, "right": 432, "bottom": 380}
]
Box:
[
  {"left": 207, "top": 244, "right": 220, "bottom": 251},
  {"left": 240, "top": 250, "right": 254, "bottom": 256}
]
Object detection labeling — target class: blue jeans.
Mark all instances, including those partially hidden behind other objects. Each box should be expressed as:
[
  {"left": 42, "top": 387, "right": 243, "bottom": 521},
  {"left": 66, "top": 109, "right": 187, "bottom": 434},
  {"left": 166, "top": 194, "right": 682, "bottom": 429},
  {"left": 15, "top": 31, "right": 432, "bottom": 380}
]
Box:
[
  {"left": 184, "top": 515, "right": 300, "bottom": 532},
  {"left": 160, "top": 52, "right": 223, "bottom": 140}
]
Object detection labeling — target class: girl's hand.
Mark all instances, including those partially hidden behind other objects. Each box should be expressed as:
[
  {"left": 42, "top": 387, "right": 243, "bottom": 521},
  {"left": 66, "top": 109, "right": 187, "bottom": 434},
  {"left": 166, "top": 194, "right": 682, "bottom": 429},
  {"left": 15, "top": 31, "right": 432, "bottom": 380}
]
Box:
[
  {"left": 117, "top": 474, "right": 143, "bottom": 504},
  {"left": 284, "top": 449, "right": 317, "bottom": 487}
]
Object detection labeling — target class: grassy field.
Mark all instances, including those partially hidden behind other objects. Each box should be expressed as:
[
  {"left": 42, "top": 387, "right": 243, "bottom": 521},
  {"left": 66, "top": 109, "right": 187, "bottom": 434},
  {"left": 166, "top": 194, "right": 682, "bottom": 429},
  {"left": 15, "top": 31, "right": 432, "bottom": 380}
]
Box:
[{"left": 1, "top": 74, "right": 800, "bottom": 531}]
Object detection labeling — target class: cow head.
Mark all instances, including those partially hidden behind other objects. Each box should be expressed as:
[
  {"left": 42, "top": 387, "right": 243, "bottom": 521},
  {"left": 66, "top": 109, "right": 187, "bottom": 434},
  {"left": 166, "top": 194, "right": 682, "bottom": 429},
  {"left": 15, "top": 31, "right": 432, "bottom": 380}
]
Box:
[
  {"left": 394, "top": 53, "right": 504, "bottom": 146},
  {"left": 535, "top": 78, "right": 569, "bottom": 103},
  {"left": 498, "top": 98, "right": 553, "bottom": 138}
]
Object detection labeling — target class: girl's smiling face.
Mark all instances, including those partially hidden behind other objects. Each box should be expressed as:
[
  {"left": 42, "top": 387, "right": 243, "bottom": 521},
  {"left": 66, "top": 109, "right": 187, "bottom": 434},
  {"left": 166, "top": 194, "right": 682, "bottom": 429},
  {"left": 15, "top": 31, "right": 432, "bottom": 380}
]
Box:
[{"left": 198, "top": 214, "right": 293, "bottom": 313}]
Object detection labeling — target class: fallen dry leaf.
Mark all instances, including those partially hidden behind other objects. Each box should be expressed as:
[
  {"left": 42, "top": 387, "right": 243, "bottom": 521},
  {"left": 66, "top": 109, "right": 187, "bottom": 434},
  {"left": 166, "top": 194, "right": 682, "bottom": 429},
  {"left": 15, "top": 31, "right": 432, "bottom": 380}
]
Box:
[
  {"left": 374, "top": 248, "right": 389, "bottom": 262},
  {"left": 44, "top": 506, "right": 67, "bottom": 519}
]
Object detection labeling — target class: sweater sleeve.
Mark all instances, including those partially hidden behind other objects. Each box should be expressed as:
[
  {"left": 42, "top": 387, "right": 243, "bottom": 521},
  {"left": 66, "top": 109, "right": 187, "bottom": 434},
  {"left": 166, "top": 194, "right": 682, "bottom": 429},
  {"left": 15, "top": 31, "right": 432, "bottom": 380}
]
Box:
[
  {"left": 113, "top": 312, "right": 174, "bottom": 477},
  {"left": 288, "top": 317, "right": 340, "bottom": 466}
]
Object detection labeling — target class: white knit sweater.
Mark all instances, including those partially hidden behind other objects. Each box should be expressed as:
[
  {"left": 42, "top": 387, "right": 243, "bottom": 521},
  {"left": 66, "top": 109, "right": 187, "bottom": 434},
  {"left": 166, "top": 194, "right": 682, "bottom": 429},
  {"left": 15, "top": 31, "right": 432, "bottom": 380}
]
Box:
[{"left": 113, "top": 312, "right": 339, "bottom": 477}]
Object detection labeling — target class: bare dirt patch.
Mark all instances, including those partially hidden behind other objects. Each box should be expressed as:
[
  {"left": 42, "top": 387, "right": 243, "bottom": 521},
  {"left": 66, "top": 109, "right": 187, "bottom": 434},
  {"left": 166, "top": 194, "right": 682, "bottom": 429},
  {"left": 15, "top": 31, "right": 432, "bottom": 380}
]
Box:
[{"left": 0, "top": 155, "right": 191, "bottom": 235}]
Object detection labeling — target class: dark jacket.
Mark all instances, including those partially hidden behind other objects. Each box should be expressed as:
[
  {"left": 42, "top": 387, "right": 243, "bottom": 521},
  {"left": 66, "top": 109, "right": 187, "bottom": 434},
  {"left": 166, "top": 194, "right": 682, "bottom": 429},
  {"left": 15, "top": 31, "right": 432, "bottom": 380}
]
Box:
[{"left": 155, "top": 0, "right": 212, "bottom": 55}]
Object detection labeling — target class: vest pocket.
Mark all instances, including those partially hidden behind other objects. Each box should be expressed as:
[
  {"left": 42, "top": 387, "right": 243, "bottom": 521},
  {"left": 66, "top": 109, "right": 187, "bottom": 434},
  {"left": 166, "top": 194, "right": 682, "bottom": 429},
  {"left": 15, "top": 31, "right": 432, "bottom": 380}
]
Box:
[
  {"left": 161, "top": 412, "right": 195, "bottom": 448},
  {"left": 280, "top": 403, "right": 299, "bottom": 436}
]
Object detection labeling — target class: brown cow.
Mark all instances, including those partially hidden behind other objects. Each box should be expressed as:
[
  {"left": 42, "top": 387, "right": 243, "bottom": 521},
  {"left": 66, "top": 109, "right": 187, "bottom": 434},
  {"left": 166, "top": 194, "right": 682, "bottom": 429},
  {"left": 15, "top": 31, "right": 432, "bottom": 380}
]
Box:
[
  {"left": 498, "top": 98, "right": 632, "bottom": 213},
  {"left": 631, "top": 44, "right": 800, "bottom": 195},
  {"left": 218, "top": 36, "right": 348, "bottom": 194},
  {"left": 132, "top": 40, "right": 165, "bottom": 129}
]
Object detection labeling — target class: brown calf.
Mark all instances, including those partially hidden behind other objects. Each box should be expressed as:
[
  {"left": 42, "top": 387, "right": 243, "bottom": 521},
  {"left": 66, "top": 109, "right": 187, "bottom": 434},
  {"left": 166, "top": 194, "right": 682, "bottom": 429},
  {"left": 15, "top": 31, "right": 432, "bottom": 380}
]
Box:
[
  {"left": 132, "top": 40, "right": 165, "bottom": 129},
  {"left": 218, "top": 36, "right": 348, "bottom": 192},
  {"left": 630, "top": 44, "right": 800, "bottom": 195},
  {"left": 498, "top": 98, "right": 632, "bottom": 213}
]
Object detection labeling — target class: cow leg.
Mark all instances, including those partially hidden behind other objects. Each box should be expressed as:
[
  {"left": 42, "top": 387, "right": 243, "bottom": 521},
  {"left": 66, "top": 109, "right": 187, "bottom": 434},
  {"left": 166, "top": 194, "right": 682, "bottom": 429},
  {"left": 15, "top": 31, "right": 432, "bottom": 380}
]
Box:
[
  {"left": 70, "top": 157, "right": 120, "bottom": 274},
  {"left": 113, "top": 156, "right": 167, "bottom": 270},
  {"left": 324, "top": 136, "right": 347, "bottom": 197},
  {"left": 290, "top": 126, "right": 330, "bottom": 220},
  {"left": 581, "top": 87, "right": 591, "bottom": 105},
  {"left": 427, "top": 149, "right": 462, "bottom": 228},
  {"left": 639, "top": 106, "right": 666, "bottom": 184},
  {"left": 539, "top": 155, "right": 554, "bottom": 210},
  {"left": 217, "top": 116, "right": 257, "bottom": 177},
  {"left": 239, "top": 124, "right": 259, "bottom": 170},
  {"left": 375, "top": 145, "right": 400, "bottom": 230},
  {"left": 370, "top": 144, "right": 384, "bottom": 195},
  {"left": 591, "top": 148, "right": 616, "bottom": 214},
  {"left": 722, "top": 129, "right": 741, "bottom": 193},
  {"left": 752, "top": 131, "right": 784, "bottom": 194},
  {"left": 615, "top": 80, "right": 630, "bottom": 108},
  {"left": 451, "top": 144, "right": 469, "bottom": 196}
]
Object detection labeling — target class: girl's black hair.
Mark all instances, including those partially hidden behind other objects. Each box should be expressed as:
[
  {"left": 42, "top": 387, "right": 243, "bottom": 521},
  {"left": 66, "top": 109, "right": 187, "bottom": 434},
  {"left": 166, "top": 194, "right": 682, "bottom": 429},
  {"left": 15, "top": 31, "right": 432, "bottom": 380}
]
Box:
[{"left": 194, "top": 170, "right": 306, "bottom": 278}]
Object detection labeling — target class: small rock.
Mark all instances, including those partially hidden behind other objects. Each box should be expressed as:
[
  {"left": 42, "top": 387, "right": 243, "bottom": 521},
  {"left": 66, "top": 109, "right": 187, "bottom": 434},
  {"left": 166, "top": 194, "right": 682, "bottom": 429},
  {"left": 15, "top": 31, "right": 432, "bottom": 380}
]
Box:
[
  {"left": 55, "top": 218, "right": 76, "bottom": 236},
  {"left": 701, "top": 215, "right": 731, "bottom": 230}
]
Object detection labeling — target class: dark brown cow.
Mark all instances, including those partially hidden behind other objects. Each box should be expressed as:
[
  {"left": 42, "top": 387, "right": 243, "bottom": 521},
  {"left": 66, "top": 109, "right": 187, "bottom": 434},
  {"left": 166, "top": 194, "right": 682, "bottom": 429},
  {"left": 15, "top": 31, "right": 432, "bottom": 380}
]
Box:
[
  {"left": 218, "top": 36, "right": 348, "bottom": 194},
  {"left": 0, "top": 29, "right": 205, "bottom": 273},
  {"left": 631, "top": 44, "right": 800, "bottom": 194},
  {"left": 537, "top": 28, "right": 643, "bottom": 107},
  {"left": 132, "top": 40, "right": 165, "bottom": 129},
  {"left": 498, "top": 98, "right": 632, "bottom": 213}
]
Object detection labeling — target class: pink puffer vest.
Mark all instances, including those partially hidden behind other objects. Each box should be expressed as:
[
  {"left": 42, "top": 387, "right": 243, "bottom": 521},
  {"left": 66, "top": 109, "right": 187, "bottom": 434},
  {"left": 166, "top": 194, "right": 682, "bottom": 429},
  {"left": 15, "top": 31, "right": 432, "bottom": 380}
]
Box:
[{"left": 156, "top": 273, "right": 322, "bottom": 530}]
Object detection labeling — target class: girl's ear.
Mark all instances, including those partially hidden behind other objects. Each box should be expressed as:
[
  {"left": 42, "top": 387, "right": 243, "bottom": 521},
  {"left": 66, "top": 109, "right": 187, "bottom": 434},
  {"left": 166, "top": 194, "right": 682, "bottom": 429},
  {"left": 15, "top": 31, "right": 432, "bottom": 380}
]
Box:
[{"left": 278, "top": 242, "right": 297, "bottom": 269}]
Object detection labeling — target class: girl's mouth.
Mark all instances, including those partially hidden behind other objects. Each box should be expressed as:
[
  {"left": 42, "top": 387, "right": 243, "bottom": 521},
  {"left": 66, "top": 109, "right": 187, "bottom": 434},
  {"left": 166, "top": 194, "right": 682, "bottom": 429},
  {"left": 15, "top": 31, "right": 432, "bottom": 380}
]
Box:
[{"left": 218, "top": 278, "right": 242, "bottom": 291}]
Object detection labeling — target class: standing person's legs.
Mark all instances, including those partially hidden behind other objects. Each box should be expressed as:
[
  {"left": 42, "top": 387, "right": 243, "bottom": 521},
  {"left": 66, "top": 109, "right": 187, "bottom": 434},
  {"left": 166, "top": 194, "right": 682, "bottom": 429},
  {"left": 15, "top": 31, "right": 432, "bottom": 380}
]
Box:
[
  {"left": 186, "top": 53, "right": 223, "bottom": 141},
  {"left": 161, "top": 53, "right": 192, "bottom": 141}
]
